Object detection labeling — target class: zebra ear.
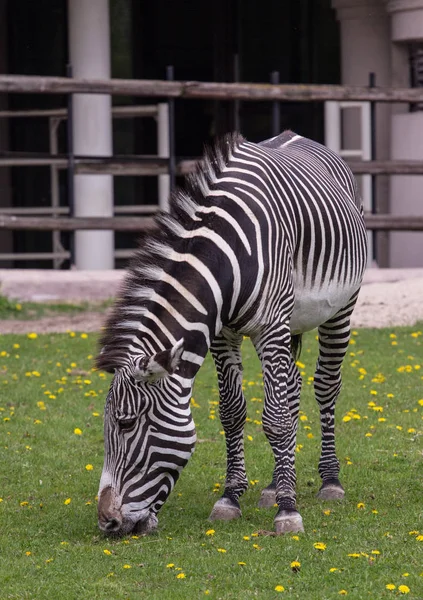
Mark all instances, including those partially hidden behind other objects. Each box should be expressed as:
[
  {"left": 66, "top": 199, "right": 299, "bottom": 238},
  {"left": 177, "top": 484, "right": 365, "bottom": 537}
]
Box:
[{"left": 132, "top": 339, "right": 184, "bottom": 382}]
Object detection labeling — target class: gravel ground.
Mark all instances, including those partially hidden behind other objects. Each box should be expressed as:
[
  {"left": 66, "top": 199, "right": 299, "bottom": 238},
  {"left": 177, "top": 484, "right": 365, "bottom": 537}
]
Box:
[{"left": 0, "top": 269, "right": 423, "bottom": 334}]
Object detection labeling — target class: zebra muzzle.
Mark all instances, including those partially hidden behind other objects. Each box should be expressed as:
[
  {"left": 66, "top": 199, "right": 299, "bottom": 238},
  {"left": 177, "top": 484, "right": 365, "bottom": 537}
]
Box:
[{"left": 98, "top": 486, "right": 124, "bottom": 534}]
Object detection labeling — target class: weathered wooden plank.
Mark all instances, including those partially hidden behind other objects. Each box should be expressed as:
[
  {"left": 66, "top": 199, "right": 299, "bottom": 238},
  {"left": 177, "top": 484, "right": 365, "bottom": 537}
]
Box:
[
  {"left": 349, "top": 161, "right": 423, "bottom": 175},
  {"left": 0, "top": 215, "right": 158, "bottom": 232},
  {"left": 1, "top": 214, "right": 423, "bottom": 232},
  {"left": 364, "top": 215, "right": 423, "bottom": 230},
  {"left": 1, "top": 74, "right": 423, "bottom": 103}
]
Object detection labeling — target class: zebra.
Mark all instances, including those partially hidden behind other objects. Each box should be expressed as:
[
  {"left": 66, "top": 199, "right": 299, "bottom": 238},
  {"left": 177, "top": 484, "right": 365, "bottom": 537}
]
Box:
[{"left": 96, "top": 129, "right": 367, "bottom": 536}]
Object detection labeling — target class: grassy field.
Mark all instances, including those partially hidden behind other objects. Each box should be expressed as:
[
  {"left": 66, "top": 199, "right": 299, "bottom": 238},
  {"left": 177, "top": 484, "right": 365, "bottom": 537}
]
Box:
[
  {"left": 0, "top": 294, "right": 111, "bottom": 320},
  {"left": 0, "top": 324, "right": 422, "bottom": 599}
]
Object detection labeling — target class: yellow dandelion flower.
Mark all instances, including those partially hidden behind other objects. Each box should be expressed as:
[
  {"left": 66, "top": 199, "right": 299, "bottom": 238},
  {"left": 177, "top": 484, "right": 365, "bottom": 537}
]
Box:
[
  {"left": 275, "top": 585, "right": 285, "bottom": 592},
  {"left": 85, "top": 464, "right": 94, "bottom": 471},
  {"left": 27, "top": 333, "right": 38, "bottom": 339},
  {"left": 402, "top": 573, "right": 410, "bottom": 577},
  {"left": 338, "top": 591, "right": 348, "bottom": 596},
  {"left": 205, "top": 529, "right": 215, "bottom": 536},
  {"left": 330, "top": 568, "right": 339, "bottom": 572},
  {"left": 123, "top": 564, "right": 131, "bottom": 569},
  {"left": 371, "top": 550, "right": 380, "bottom": 555},
  {"left": 243, "top": 536, "right": 250, "bottom": 541},
  {"left": 176, "top": 573, "right": 186, "bottom": 579},
  {"left": 292, "top": 535, "right": 300, "bottom": 541},
  {"left": 103, "top": 549, "right": 112, "bottom": 555},
  {"left": 314, "top": 542, "right": 327, "bottom": 551},
  {"left": 342, "top": 415, "right": 351, "bottom": 422},
  {"left": 398, "top": 585, "right": 410, "bottom": 594},
  {"left": 64, "top": 498, "right": 71, "bottom": 505},
  {"left": 357, "top": 502, "right": 365, "bottom": 509},
  {"left": 247, "top": 435, "right": 253, "bottom": 441},
  {"left": 386, "top": 584, "right": 396, "bottom": 590},
  {"left": 80, "top": 333, "right": 88, "bottom": 339},
  {"left": 290, "top": 560, "right": 301, "bottom": 571},
  {"left": 348, "top": 553, "right": 361, "bottom": 558},
  {"left": 416, "top": 535, "right": 423, "bottom": 541},
  {"left": 323, "top": 509, "right": 331, "bottom": 516},
  {"left": 217, "top": 548, "right": 226, "bottom": 553},
  {"left": 74, "top": 428, "right": 82, "bottom": 435},
  {"left": 238, "top": 562, "right": 246, "bottom": 566},
  {"left": 25, "top": 551, "right": 31, "bottom": 556}
]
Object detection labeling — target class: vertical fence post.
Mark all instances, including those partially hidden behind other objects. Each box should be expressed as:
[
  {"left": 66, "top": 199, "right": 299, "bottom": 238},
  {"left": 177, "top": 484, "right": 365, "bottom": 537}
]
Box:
[
  {"left": 66, "top": 63, "right": 75, "bottom": 267},
  {"left": 166, "top": 65, "right": 176, "bottom": 195},
  {"left": 369, "top": 72, "right": 377, "bottom": 264},
  {"left": 271, "top": 70, "right": 281, "bottom": 137}
]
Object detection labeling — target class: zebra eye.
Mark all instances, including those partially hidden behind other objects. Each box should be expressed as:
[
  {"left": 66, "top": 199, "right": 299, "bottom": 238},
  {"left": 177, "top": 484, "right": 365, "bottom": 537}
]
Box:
[{"left": 118, "top": 418, "right": 137, "bottom": 431}]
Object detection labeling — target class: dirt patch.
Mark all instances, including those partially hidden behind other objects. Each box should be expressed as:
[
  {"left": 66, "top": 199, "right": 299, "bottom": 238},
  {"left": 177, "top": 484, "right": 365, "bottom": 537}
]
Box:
[{"left": 1, "top": 276, "right": 423, "bottom": 334}]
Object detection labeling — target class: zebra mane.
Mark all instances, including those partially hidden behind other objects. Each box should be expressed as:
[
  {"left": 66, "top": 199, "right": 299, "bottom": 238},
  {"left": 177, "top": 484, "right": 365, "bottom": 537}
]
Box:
[{"left": 95, "top": 131, "right": 246, "bottom": 373}]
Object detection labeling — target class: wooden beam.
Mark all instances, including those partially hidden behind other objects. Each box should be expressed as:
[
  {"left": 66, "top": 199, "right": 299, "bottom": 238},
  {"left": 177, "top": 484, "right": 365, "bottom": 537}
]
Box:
[
  {"left": 0, "top": 215, "right": 158, "bottom": 231},
  {"left": 1, "top": 214, "right": 423, "bottom": 232},
  {"left": 364, "top": 215, "right": 423, "bottom": 230},
  {"left": 349, "top": 160, "right": 423, "bottom": 175},
  {"left": 1, "top": 74, "right": 423, "bottom": 103}
]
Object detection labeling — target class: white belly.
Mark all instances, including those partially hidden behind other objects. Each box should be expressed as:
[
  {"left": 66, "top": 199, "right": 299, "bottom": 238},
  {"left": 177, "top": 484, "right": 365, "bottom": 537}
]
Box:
[{"left": 290, "top": 279, "right": 359, "bottom": 334}]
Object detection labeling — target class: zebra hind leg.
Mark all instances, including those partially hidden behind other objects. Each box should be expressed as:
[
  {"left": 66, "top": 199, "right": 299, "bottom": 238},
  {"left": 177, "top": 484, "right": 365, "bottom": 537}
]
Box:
[
  {"left": 259, "top": 352, "right": 302, "bottom": 508},
  {"left": 253, "top": 323, "right": 304, "bottom": 534},
  {"left": 208, "top": 331, "right": 248, "bottom": 522},
  {"left": 314, "top": 297, "right": 358, "bottom": 501}
]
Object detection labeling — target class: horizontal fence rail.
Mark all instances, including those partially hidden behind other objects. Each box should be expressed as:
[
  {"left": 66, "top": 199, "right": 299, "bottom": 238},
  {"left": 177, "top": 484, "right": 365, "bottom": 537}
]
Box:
[
  {"left": 2, "top": 73, "right": 423, "bottom": 255},
  {"left": 1, "top": 214, "right": 423, "bottom": 231},
  {"left": 2, "top": 74, "right": 423, "bottom": 103},
  {"left": 3, "top": 154, "right": 423, "bottom": 176}
]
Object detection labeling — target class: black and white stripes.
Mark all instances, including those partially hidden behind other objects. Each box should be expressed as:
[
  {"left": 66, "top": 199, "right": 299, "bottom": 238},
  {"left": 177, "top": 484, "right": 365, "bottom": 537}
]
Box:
[{"left": 96, "top": 130, "right": 367, "bottom": 536}]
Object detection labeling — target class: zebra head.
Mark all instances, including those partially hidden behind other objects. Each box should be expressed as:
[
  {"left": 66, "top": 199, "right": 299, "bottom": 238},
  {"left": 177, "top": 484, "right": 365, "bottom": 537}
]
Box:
[{"left": 97, "top": 339, "right": 197, "bottom": 536}]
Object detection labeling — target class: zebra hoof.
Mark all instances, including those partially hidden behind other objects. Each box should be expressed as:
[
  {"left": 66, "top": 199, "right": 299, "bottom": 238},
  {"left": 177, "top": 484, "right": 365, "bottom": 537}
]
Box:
[
  {"left": 209, "top": 497, "right": 241, "bottom": 521},
  {"left": 258, "top": 487, "right": 277, "bottom": 508},
  {"left": 274, "top": 510, "right": 304, "bottom": 535},
  {"left": 317, "top": 483, "right": 345, "bottom": 501}
]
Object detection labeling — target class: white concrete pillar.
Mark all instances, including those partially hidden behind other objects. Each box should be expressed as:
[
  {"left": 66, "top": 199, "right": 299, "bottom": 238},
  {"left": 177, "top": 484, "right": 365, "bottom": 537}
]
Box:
[
  {"left": 68, "top": 0, "right": 114, "bottom": 269},
  {"left": 387, "top": 0, "right": 423, "bottom": 266},
  {"left": 332, "top": 0, "right": 391, "bottom": 266}
]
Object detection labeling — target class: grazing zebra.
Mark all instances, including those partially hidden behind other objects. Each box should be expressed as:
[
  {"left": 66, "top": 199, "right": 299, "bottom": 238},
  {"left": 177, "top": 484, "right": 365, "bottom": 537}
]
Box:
[{"left": 96, "top": 130, "right": 367, "bottom": 536}]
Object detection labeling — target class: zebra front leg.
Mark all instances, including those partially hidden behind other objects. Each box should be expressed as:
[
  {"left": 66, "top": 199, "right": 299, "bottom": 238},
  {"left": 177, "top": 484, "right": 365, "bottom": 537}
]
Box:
[
  {"left": 253, "top": 324, "right": 304, "bottom": 534},
  {"left": 209, "top": 330, "right": 248, "bottom": 521},
  {"left": 314, "top": 299, "right": 357, "bottom": 500},
  {"left": 259, "top": 354, "right": 302, "bottom": 508}
]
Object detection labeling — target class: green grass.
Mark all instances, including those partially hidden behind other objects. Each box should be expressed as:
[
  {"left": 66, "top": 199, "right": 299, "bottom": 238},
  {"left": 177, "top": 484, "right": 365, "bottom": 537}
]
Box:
[
  {"left": 0, "top": 294, "right": 112, "bottom": 320},
  {"left": 0, "top": 325, "right": 423, "bottom": 599}
]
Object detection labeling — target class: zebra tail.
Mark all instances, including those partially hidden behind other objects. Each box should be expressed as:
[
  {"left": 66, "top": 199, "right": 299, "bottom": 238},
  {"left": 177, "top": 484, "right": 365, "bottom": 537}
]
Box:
[{"left": 291, "top": 334, "right": 303, "bottom": 361}]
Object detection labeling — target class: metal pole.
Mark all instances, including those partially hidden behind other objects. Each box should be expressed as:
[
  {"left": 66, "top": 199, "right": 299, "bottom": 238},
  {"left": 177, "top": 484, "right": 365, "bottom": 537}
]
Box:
[
  {"left": 49, "top": 116, "right": 67, "bottom": 269},
  {"left": 369, "top": 72, "right": 377, "bottom": 263},
  {"left": 157, "top": 102, "right": 170, "bottom": 211},
  {"left": 271, "top": 71, "right": 281, "bottom": 137},
  {"left": 166, "top": 65, "right": 176, "bottom": 194},
  {"left": 66, "top": 63, "right": 75, "bottom": 267}
]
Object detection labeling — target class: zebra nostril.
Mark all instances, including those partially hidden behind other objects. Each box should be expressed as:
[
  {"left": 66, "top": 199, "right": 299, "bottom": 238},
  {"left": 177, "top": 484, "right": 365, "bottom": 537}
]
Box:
[{"left": 105, "top": 517, "right": 121, "bottom": 532}]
